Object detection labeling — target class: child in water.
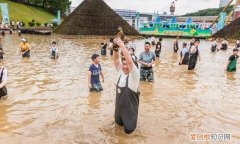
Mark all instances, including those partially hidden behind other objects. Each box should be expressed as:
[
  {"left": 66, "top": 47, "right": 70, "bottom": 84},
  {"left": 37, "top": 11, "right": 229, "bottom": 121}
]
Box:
[
  {"left": 88, "top": 54, "right": 104, "bottom": 92},
  {"left": 211, "top": 38, "right": 218, "bottom": 52},
  {"left": 226, "top": 48, "right": 239, "bottom": 72},
  {"left": 179, "top": 42, "right": 189, "bottom": 65},
  {"left": 221, "top": 38, "right": 228, "bottom": 50},
  {"left": 50, "top": 41, "right": 58, "bottom": 59},
  {"left": 100, "top": 39, "right": 107, "bottom": 56},
  {"left": 173, "top": 36, "right": 179, "bottom": 52},
  {"left": 155, "top": 38, "right": 162, "bottom": 58}
]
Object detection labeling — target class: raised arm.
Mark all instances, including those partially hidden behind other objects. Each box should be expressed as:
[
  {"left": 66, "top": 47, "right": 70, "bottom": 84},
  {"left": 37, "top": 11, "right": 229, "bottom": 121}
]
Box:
[
  {"left": 113, "top": 38, "right": 134, "bottom": 71},
  {"left": 113, "top": 44, "right": 120, "bottom": 69}
]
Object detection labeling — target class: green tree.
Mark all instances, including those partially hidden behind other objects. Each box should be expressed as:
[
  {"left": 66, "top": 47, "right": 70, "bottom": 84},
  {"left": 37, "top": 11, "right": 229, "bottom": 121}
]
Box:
[
  {"left": 184, "top": 5, "right": 234, "bottom": 16},
  {"left": 11, "top": 0, "right": 71, "bottom": 15},
  {"left": 48, "top": 0, "right": 71, "bottom": 15}
]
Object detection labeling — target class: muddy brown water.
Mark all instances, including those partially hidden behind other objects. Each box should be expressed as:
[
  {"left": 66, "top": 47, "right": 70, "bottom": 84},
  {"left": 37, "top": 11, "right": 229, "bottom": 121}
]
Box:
[{"left": 0, "top": 35, "right": 240, "bottom": 144}]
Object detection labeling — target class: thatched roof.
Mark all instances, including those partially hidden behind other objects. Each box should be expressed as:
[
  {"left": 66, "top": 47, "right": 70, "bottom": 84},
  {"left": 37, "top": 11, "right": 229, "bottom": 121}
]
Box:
[
  {"left": 54, "top": 0, "right": 139, "bottom": 36},
  {"left": 212, "top": 17, "right": 240, "bottom": 39}
]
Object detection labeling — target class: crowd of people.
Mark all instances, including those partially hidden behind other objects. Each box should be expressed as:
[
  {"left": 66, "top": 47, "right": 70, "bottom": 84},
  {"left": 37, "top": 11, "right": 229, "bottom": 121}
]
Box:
[
  {"left": 0, "top": 33, "right": 59, "bottom": 99},
  {"left": 86, "top": 35, "right": 239, "bottom": 134},
  {"left": 0, "top": 31, "right": 239, "bottom": 134}
]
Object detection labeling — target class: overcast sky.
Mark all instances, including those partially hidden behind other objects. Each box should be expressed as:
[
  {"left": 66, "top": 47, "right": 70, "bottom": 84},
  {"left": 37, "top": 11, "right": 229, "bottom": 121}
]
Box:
[{"left": 70, "top": 0, "right": 226, "bottom": 15}]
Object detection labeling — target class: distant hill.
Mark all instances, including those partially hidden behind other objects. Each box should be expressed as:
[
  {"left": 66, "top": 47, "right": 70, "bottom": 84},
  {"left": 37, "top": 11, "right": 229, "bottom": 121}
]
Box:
[
  {"left": 0, "top": 0, "right": 55, "bottom": 24},
  {"left": 184, "top": 5, "right": 234, "bottom": 16}
]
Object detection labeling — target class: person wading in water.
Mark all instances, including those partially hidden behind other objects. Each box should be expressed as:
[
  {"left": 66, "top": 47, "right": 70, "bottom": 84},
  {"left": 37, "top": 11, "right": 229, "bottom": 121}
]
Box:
[
  {"left": 100, "top": 39, "right": 107, "bottom": 56},
  {"left": 88, "top": 54, "right": 104, "bottom": 92},
  {"left": 179, "top": 42, "right": 189, "bottom": 65},
  {"left": 19, "top": 38, "right": 31, "bottom": 58},
  {"left": 155, "top": 38, "right": 162, "bottom": 58},
  {"left": 236, "top": 39, "right": 240, "bottom": 49},
  {"left": 211, "top": 38, "right": 218, "bottom": 53},
  {"left": 108, "top": 38, "right": 114, "bottom": 56},
  {"left": 221, "top": 38, "right": 228, "bottom": 50},
  {"left": 189, "top": 37, "right": 196, "bottom": 49},
  {"left": 0, "top": 60, "right": 7, "bottom": 98},
  {"left": 226, "top": 48, "right": 239, "bottom": 72},
  {"left": 113, "top": 37, "right": 140, "bottom": 134},
  {"left": 188, "top": 39, "right": 201, "bottom": 70},
  {"left": 0, "top": 37, "right": 5, "bottom": 60},
  {"left": 50, "top": 41, "right": 59, "bottom": 59},
  {"left": 173, "top": 36, "right": 179, "bottom": 53},
  {"left": 138, "top": 42, "right": 156, "bottom": 82}
]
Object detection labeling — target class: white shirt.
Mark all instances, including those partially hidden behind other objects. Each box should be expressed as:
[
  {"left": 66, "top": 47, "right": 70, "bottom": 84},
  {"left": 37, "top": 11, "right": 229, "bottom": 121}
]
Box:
[
  {"left": 181, "top": 47, "right": 189, "bottom": 56},
  {"left": 50, "top": 46, "right": 58, "bottom": 53},
  {"left": 116, "top": 63, "right": 140, "bottom": 93},
  {"left": 0, "top": 67, "right": 7, "bottom": 82}
]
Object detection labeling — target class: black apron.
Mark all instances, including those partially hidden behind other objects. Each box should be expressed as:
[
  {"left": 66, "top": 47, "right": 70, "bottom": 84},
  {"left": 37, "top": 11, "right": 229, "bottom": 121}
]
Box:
[
  {"left": 237, "top": 43, "right": 240, "bottom": 48},
  {"left": 174, "top": 41, "right": 179, "bottom": 52},
  {"left": 180, "top": 51, "right": 189, "bottom": 65},
  {"left": 132, "top": 55, "right": 138, "bottom": 68},
  {"left": 189, "top": 42, "right": 194, "bottom": 49},
  {"left": 101, "top": 47, "right": 106, "bottom": 55},
  {"left": 0, "top": 68, "right": 7, "bottom": 97},
  {"left": 155, "top": 44, "right": 161, "bottom": 57},
  {"left": 211, "top": 45, "right": 217, "bottom": 52},
  {"left": 115, "top": 75, "right": 140, "bottom": 134},
  {"left": 101, "top": 44, "right": 107, "bottom": 55},
  {"left": 188, "top": 49, "right": 199, "bottom": 70},
  {"left": 221, "top": 44, "right": 227, "bottom": 50},
  {"left": 110, "top": 49, "right": 113, "bottom": 56}
]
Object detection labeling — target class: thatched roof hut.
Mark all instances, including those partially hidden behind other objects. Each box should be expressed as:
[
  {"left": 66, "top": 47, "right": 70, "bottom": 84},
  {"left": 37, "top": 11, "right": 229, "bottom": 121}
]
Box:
[
  {"left": 54, "top": 0, "right": 139, "bottom": 36},
  {"left": 212, "top": 17, "right": 240, "bottom": 39}
]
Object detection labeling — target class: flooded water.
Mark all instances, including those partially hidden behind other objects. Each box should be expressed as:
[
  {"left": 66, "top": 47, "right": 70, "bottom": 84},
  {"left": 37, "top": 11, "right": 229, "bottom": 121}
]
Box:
[{"left": 0, "top": 34, "right": 240, "bottom": 144}]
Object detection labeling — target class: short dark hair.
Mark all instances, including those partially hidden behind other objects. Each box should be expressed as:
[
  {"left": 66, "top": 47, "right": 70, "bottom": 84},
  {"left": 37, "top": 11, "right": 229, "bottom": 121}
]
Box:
[
  {"left": 145, "top": 42, "right": 151, "bottom": 45},
  {"left": 159, "top": 37, "right": 162, "bottom": 41},
  {"left": 129, "top": 47, "right": 135, "bottom": 52},
  {"left": 110, "top": 38, "right": 114, "bottom": 42},
  {"left": 195, "top": 39, "right": 200, "bottom": 43},
  {"left": 183, "top": 42, "right": 187, "bottom": 47},
  {"left": 52, "top": 41, "right": 56, "bottom": 44},
  {"left": 233, "top": 48, "right": 239, "bottom": 52},
  {"left": 91, "top": 54, "right": 99, "bottom": 61}
]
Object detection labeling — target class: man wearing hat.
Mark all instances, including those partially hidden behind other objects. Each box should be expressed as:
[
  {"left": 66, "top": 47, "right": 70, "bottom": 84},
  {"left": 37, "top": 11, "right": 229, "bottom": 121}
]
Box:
[{"left": 19, "top": 38, "right": 31, "bottom": 58}]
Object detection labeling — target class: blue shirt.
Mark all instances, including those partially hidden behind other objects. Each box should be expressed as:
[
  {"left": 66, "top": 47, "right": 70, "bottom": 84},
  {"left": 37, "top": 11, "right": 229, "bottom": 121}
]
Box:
[{"left": 89, "top": 64, "right": 102, "bottom": 84}]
